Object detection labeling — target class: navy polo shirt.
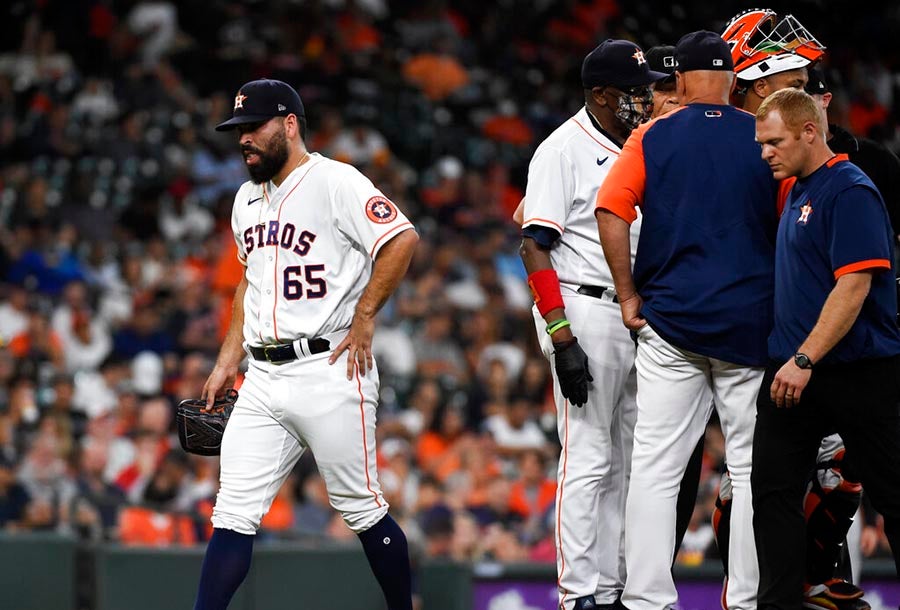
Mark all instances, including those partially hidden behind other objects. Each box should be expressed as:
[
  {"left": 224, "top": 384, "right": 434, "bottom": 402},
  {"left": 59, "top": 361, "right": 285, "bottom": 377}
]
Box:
[
  {"left": 597, "top": 104, "right": 779, "bottom": 366},
  {"left": 769, "top": 155, "right": 900, "bottom": 364}
]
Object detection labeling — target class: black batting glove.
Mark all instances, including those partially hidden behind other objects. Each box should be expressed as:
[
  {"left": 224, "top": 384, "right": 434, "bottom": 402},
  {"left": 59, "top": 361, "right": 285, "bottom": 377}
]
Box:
[{"left": 553, "top": 337, "right": 593, "bottom": 407}]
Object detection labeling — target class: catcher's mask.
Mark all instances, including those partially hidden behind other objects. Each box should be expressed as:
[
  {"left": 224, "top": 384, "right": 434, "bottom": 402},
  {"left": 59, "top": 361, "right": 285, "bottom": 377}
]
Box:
[
  {"left": 176, "top": 388, "right": 238, "bottom": 456},
  {"left": 611, "top": 85, "right": 654, "bottom": 131},
  {"left": 721, "top": 9, "right": 825, "bottom": 81}
]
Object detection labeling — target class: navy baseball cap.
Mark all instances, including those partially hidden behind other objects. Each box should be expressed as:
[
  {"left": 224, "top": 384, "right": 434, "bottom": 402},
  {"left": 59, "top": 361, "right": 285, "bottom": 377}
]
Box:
[
  {"left": 646, "top": 45, "right": 677, "bottom": 83},
  {"left": 805, "top": 67, "right": 829, "bottom": 94},
  {"left": 215, "top": 79, "right": 305, "bottom": 132},
  {"left": 675, "top": 31, "right": 734, "bottom": 72},
  {"left": 582, "top": 39, "right": 668, "bottom": 89}
]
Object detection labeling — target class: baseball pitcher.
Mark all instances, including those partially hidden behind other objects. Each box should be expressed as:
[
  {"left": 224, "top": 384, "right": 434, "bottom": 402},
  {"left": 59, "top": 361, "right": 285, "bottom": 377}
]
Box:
[{"left": 193, "top": 79, "right": 418, "bottom": 610}]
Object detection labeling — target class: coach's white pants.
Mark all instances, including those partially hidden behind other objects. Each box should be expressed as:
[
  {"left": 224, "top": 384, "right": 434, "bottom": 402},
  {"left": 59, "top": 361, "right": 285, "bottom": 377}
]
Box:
[
  {"left": 212, "top": 349, "right": 389, "bottom": 535},
  {"left": 622, "top": 325, "right": 761, "bottom": 610},
  {"left": 534, "top": 290, "right": 636, "bottom": 609}
]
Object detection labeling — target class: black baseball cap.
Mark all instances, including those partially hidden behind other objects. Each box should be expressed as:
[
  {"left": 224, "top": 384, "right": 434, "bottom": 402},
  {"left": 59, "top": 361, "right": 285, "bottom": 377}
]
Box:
[
  {"left": 582, "top": 39, "right": 668, "bottom": 89},
  {"left": 646, "top": 45, "right": 677, "bottom": 83},
  {"left": 675, "top": 30, "right": 734, "bottom": 72},
  {"left": 215, "top": 79, "right": 305, "bottom": 132},
  {"left": 805, "top": 67, "right": 829, "bottom": 95}
]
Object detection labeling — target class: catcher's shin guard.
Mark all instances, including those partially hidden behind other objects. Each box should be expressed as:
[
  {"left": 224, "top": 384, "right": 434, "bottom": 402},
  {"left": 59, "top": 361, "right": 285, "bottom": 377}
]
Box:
[
  {"left": 803, "top": 579, "right": 871, "bottom": 610},
  {"left": 712, "top": 472, "right": 733, "bottom": 576},
  {"left": 804, "top": 450, "right": 863, "bottom": 585}
]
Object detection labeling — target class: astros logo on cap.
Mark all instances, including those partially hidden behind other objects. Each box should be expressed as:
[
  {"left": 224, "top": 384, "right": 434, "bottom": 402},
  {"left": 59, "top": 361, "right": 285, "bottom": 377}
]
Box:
[
  {"left": 633, "top": 49, "right": 646, "bottom": 65},
  {"left": 234, "top": 93, "right": 247, "bottom": 110},
  {"left": 366, "top": 196, "right": 397, "bottom": 224}
]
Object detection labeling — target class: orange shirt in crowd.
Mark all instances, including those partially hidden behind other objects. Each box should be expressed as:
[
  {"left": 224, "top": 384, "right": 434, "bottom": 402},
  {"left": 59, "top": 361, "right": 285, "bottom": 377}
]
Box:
[
  {"left": 482, "top": 115, "right": 533, "bottom": 147},
  {"left": 508, "top": 479, "right": 557, "bottom": 519},
  {"left": 402, "top": 54, "right": 469, "bottom": 101},
  {"left": 260, "top": 492, "right": 294, "bottom": 531},
  {"left": 118, "top": 506, "right": 197, "bottom": 546},
  {"left": 849, "top": 100, "right": 888, "bottom": 138},
  {"left": 7, "top": 330, "right": 63, "bottom": 360},
  {"left": 416, "top": 432, "right": 462, "bottom": 481}
]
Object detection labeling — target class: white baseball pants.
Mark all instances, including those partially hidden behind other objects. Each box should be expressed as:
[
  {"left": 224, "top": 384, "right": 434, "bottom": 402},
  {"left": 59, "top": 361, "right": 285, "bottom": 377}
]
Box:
[
  {"left": 622, "top": 325, "right": 761, "bottom": 610},
  {"left": 534, "top": 289, "right": 637, "bottom": 609},
  {"left": 211, "top": 348, "right": 388, "bottom": 535}
]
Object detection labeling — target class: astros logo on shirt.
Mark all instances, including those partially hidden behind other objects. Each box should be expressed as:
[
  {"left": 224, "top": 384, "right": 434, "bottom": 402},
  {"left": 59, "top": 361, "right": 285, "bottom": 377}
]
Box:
[
  {"left": 797, "top": 201, "right": 813, "bottom": 224},
  {"left": 366, "top": 196, "right": 397, "bottom": 224}
]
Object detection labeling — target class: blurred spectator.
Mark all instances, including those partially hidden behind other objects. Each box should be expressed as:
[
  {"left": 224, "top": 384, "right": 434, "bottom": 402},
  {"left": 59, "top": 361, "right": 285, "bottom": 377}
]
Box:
[
  {"left": 393, "top": 378, "right": 443, "bottom": 439},
  {"left": 294, "top": 471, "right": 333, "bottom": 537},
  {"left": 260, "top": 473, "right": 296, "bottom": 537},
  {"left": 131, "top": 351, "right": 163, "bottom": 396},
  {"left": 8, "top": 308, "right": 65, "bottom": 372},
  {"left": 158, "top": 187, "right": 214, "bottom": 243},
  {"left": 676, "top": 505, "right": 717, "bottom": 567},
  {"left": 71, "top": 78, "right": 119, "bottom": 125},
  {"left": 468, "top": 476, "right": 522, "bottom": 530},
  {"left": 72, "top": 355, "right": 130, "bottom": 419},
  {"left": 112, "top": 302, "right": 175, "bottom": 358},
  {"left": 68, "top": 437, "right": 125, "bottom": 540},
  {"left": 415, "top": 401, "right": 474, "bottom": 482},
  {"left": 0, "top": 456, "right": 29, "bottom": 529},
  {"left": 482, "top": 398, "right": 547, "bottom": 459},
  {"left": 508, "top": 449, "right": 556, "bottom": 522},
  {"left": 127, "top": 2, "right": 179, "bottom": 68},
  {"left": 17, "top": 430, "right": 77, "bottom": 531},
  {"left": 402, "top": 37, "right": 470, "bottom": 101},
  {"left": 482, "top": 101, "right": 534, "bottom": 147},
  {"left": 331, "top": 120, "right": 391, "bottom": 168},
  {"left": 60, "top": 307, "right": 113, "bottom": 374},
  {"left": 412, "top": 306, "right": 467, "bottom": 383},
  {"left": 107, "top": 395, "right": 173, "bottom": 502},
  {"left": 0, "top": 285, "right": 29, "bottom": 343},
  {"left": 44, "top": 374, "right": 87, "bottom": 443}
]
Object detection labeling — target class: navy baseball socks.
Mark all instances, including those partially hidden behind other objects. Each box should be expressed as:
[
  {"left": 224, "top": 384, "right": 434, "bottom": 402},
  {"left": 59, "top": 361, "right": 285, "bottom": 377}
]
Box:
[
  {"left": 193, "top": 528, "right": 254, "bottom": 610},
  {"left": 194, "top": 517, "right": 411, "bottom": 610},
  {"left": 357, "top": 514, "right": 414, "bottom": 610}
]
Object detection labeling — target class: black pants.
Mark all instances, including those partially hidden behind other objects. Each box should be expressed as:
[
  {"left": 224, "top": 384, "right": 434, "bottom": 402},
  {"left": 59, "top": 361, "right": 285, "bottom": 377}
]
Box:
[{"left": 752, "top": 355, "right": 900, "bottom": 609}]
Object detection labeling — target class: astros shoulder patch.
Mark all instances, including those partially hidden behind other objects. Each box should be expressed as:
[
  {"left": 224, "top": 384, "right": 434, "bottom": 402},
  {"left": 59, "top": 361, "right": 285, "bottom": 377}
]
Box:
[{"left": 365, "top": 196, "right": 397, "bottom": 224}]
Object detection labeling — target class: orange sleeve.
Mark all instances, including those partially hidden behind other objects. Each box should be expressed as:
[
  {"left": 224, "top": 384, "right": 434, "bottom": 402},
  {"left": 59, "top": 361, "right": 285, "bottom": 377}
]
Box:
[
  {"left": 595, "top": 121, "right": 649, "bottom": 223},
  {"left": 777, "top": 177, "right": 797, "bottom": 216},
  {"left": 834, "top": 259, "right": 892, "bottom": 279}
]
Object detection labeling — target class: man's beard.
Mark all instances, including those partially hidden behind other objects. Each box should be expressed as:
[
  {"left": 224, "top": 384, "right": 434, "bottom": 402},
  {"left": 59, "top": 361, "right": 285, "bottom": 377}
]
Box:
[{"left": 244, "top": 128, "right": 290, "bottom": 184}]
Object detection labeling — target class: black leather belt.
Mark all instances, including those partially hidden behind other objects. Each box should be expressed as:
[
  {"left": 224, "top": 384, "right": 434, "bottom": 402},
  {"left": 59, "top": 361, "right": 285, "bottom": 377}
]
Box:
[
  {"left": 248, "top": 338, "right": 330, "bottom": 363},
  {"left": 577, "top": 285, "right": 619, "bottom": 303}
]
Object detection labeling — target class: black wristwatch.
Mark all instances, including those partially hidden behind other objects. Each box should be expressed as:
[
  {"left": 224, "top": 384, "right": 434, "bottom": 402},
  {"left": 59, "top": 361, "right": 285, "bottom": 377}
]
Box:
[{"left": 794, "top": 353, "right": 814, "bottom": 369}]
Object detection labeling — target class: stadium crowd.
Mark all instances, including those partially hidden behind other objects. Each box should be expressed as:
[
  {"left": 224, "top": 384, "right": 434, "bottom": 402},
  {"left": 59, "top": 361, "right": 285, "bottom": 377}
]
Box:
[{"left": 0, "top": 0, "right": 898, "bottom": 569}]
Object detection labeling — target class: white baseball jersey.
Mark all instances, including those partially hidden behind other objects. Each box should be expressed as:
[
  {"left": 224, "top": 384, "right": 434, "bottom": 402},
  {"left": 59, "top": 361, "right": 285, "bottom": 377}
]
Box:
[
  {"left": 213, "top": 152, "right": 413, "bottom": 538},
  {"left": 522, "top": 107, "right": 641, "bottom": 288},
  {"left": 522, "top": 107, "right": 640, "bottom": 609},
  {"left": 230, "top": 152, "right": 413, "bottom": 346}
]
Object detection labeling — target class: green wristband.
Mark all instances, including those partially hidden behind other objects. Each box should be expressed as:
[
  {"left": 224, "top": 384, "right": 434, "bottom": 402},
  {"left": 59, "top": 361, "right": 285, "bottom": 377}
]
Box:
[{"left": 546, "top": 319, "right": 571, "bottom": 336}]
